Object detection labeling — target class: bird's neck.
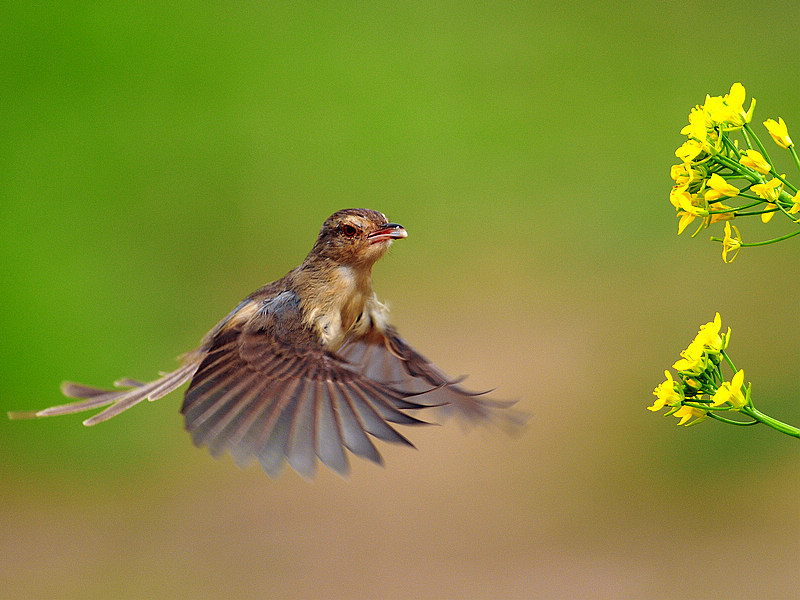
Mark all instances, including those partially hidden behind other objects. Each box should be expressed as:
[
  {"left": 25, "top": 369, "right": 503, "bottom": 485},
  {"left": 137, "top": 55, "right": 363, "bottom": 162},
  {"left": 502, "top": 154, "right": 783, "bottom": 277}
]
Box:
[{"left": 294, "top": 260, "right": 384, "bottom": 351}]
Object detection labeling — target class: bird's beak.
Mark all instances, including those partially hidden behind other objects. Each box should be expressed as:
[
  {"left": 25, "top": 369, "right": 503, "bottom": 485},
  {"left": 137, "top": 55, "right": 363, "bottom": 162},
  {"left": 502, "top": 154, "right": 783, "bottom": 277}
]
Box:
[{"left": 368, "top": 223, "right": 407, "bottom": 244}]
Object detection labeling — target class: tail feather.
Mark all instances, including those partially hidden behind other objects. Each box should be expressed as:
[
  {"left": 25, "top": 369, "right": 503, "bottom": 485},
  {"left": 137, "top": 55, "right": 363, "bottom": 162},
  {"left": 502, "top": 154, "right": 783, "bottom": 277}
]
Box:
[
  {"left": 10, "top": 362, "right": 199, "bottom": 426},
  {"left": 114, "top": 378, "right": 146, "bottom": 388},
  {"left": 83, "top": 362, "right": 199, "bottom": 425},
  {"left": 61, "top": 382, "right": 123, "bottom": 399}
]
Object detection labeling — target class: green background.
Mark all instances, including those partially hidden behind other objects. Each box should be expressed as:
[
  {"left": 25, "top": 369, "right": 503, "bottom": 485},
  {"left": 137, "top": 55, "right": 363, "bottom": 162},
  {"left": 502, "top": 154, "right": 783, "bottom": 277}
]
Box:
[{"left": 4, "top": 2, "right": 800, "bottom": 598}]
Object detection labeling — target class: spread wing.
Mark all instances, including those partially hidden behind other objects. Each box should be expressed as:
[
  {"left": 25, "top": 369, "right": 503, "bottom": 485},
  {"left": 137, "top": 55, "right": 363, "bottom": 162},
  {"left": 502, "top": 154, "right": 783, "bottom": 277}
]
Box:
[
  {"left": 181, "top": 292, "right": 429, "bottom": 478},
  {"left": 338, "top": 325, "right": 521, "bottom": 426}
]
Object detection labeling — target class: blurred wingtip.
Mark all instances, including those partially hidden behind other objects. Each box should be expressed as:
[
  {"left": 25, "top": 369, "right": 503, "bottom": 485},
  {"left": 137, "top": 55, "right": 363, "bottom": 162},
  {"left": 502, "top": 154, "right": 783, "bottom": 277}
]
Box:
[
  {"left": 429, "top": 394, "right": 530, "bottom": 436},
  {"left": 494, "top": 406, "right": 531, "bottom": 437}
]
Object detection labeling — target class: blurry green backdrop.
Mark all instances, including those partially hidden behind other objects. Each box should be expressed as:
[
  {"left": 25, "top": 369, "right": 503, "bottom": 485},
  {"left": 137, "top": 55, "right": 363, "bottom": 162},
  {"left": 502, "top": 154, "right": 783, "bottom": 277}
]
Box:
[{"left": 3, "top": 2, "right": 800, "bottom": 599}]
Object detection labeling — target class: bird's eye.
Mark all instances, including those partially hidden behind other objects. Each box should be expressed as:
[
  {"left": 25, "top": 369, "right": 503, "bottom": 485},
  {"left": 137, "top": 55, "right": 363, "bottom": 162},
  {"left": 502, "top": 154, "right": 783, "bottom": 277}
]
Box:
[{"left": 341, "top": 224, "right": 358, "bottom": 237}]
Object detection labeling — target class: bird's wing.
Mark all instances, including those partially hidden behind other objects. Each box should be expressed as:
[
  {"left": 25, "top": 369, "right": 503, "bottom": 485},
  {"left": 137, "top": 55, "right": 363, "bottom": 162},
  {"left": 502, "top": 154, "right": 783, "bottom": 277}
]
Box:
[
  {"left": 338, "top": 325, "right": 523, "bottom": 426},
  {"left": 181, "top": 292, "right": 429, "bottom": 478}
]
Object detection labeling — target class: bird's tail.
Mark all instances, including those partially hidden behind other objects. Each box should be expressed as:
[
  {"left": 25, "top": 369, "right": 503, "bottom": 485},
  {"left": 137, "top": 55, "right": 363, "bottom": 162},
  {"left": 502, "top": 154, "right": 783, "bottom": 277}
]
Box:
[{"left": 8, "top": 362, "right": 199, "bottom": 426}]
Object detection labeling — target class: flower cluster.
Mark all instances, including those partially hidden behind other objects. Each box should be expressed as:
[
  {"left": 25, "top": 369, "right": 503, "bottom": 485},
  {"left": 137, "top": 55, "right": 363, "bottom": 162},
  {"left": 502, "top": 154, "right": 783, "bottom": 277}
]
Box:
[
  {"left": 649, "top": 313, "right": 745, "bottom": 426},
  {"left": 649, "top": 313, "right": 800, "bottom": 438},
  {"left": 670, "top": 83, "right": 800, "bottom": 261}
]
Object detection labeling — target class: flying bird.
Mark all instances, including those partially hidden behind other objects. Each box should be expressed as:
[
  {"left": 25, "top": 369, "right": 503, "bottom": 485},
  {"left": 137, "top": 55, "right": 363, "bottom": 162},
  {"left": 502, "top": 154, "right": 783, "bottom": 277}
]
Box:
[{"left": 10, "top": 209, "right": 518, "bottom": 477}]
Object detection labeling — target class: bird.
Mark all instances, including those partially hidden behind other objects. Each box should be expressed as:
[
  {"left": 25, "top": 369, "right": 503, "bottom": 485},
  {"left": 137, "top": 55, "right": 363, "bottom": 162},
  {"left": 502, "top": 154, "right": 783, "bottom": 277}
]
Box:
[{"left": 10, "top": 208, "right": 519, "bottom": 477}]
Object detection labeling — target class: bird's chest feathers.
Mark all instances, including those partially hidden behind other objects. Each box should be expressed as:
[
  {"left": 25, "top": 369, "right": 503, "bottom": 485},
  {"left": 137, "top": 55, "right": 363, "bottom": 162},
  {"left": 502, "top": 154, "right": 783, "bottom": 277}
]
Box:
[{"left": 302, "top": 265, "right": 381, "bottom": 350}]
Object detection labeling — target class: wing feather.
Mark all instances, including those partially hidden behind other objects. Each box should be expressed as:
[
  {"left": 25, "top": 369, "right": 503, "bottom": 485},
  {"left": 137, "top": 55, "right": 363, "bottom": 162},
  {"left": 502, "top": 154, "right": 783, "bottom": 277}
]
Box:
[
  {"left": 254, "top": 378, "right": 304, "bottom": 477},
  {"left": 328, "top": 381, "right": 382, "bottom": 465},
  {"left": 339, "top": 325, "right": 524, "bottom": 427},
  {"left": 314, "top": 381, "right": 349, "bottom": 475},
  {"left": 285, "top": 381, "right": 317, "bottom": 478},
  {"left": 340, "top": 382, "right": 414, "bottom": 447},
  {"left": 180, "top": 293, "right": 439, "bottom": 478}
]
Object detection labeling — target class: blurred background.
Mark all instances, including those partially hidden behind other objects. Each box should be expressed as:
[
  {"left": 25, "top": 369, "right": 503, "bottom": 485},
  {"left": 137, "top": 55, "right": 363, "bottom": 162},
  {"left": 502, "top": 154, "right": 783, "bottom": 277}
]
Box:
[{"left": 3, "top": 2, "right": 800, "bottom": 598}]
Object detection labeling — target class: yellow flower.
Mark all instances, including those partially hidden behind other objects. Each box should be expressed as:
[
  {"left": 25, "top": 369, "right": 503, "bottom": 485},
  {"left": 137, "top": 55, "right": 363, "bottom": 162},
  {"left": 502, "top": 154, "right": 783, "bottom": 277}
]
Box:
[
  {"left": 670, "top": 164, "right": 687, "bottom": 184},
  {"left": 751, "top": 177, "right": 784, "bottom": 223},
  {"left": 672, "top": 405, "right": 708, "bottom": 426},
  {"left": 649, "top": 371, "right": 682, "bottom": 412},
  {"left": 670, "top": 164, "right": 702, "bottom": 185},
  {"left": 789, "top": 191, "right": 800, "bottom": 215},
  {"left": 670, "top": 183, "right": 691, "bottom": 209},
  {"left": 684, "top": 377, "right": 701, "bottom": 392},
  {"left": 721, "top": 222, "right": 742, "bottom": 263},
  {"left": 726, "top": 82, "right": 754, "bottom": 125},
  {"left": 673, "top": 338, "right": 707, "bottom": 374},
  {"left": 708, "top": 204, "right": 734, "bottom": 224},
  {"left": 751, "top": 177, "right": 782, "bottom": 201},
  {"left": 695, "top": 312, "right": 728, "bottom": 353},
  {"left": 673, "top": 314, "right": 730, "bottom": 374},
  {"left": 704, "top": 83, "right": 754, "bottom": 127},
  {"left": 680, "top": 107, "right": 719, "bottom": 152},
  {"left": 727, "top": 82, "right": 746, "bottom": 106},
  {"left": 711, "top": 369, "right": 747, "bottom": 409},
  {"left": 704, "top": 173, "right": 740, "bottom": 201},
  {"left": 763, "top": 117, "right": 793, "bottom": 149},
  {"left": 677, "top": 213, "right": 695, "bottom": 235},
  {"left": 676, "top": 193, "right": 708, "bottom": 234},
  {"left": 675, "top": 139, "right": 704, "bottom": 164},
  {"left": 703, "top": 95, "right": 726, "bottom": 122},
  {"left": 751, "top": 177, "right": 783, "bottom": 201},
  {"left": 681, "top": 107, "right": 709, "bottom": 140},
  {"left": 739, "top": 150, "right": 771, "bottom": 174}
]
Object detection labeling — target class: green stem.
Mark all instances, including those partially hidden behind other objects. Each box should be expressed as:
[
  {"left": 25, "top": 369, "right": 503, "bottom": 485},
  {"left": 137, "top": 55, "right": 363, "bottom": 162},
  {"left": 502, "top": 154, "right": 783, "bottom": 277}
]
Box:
[
  {"left": 734, "top": 208, "right": 779, "bottom": 217},
  {"left": 742, "top": 406, "right": 800, "bottom": 438},
  {"left": 744, "top": 123, "right": 775, "bottom": 167},
  {"left": 741, "top": 125, "right": 755, "bottom": 151},
  {"left": 720, "top": 134, "right": 743, "bottom": 159},
  {"left": 737, "top": 189, "right": 795, "bottom": 209},
  {"left": 713, "top": 152, "right": 762, "bottom": 182},
  {"left": 707, "top": 411, "right": 759, "bottom": 426},
  {"left": 683, "top": 401, "right": 740, "bottom": 413},
  {"left": 707, "top": 200, "right": 762, "bottom": 214},
  {"left": 771, "top": 173, "right": 798, "bottom": 194},
  {"left": 791, "top": 145, "right": 800, "bottom": 175},
  {"left": 741, "top": 229, "right": 800, "bottom": 246},
  {"left": 774, "top": 197, "right": 800, "bottom": 220},
  {"left": 720, "top": 351, "right": 737, "bottom": 374}
]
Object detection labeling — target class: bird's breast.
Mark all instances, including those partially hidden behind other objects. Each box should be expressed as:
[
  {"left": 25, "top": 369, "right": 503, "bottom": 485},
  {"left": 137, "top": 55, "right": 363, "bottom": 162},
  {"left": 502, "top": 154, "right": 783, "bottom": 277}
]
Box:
[{"left": 301, "top": 265, "right": 378, "bottom": 351}]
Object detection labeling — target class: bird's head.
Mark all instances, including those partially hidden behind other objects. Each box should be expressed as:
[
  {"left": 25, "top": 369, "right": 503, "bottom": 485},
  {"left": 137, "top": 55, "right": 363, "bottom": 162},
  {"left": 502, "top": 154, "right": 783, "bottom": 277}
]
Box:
[{"left": 309, "top": 208, "right": 407, "bottom": 267}]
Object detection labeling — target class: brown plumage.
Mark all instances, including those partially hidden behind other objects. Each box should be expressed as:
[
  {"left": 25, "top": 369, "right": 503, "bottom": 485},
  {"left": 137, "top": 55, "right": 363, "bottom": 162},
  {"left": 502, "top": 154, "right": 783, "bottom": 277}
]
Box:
[{"left": 11, "top": 209, "right": 520, "bottom": 477}]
